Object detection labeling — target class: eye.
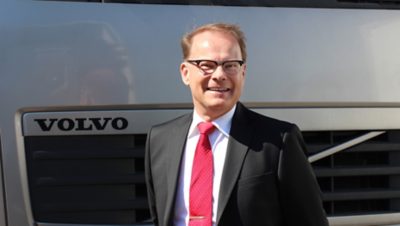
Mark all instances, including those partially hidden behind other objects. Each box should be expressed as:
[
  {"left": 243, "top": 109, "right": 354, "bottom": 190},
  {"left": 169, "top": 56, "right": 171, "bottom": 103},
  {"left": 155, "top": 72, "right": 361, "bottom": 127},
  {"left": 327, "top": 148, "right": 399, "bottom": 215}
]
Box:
[
  {"left": 223, "top": 61, "right": 240, "bottom": 74},
  {"left": 223, "top": 61, "right": 240, "bottom": 70},
  {"left": 198, "top": 61, "right": 217, "bottom": 71}
]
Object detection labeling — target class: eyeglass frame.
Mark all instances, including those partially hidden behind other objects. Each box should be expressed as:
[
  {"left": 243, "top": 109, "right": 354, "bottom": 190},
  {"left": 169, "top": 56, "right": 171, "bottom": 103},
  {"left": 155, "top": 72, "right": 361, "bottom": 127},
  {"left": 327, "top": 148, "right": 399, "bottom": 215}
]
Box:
[{"left": 186, "top": 59, "right": 245, "bottom": 76}]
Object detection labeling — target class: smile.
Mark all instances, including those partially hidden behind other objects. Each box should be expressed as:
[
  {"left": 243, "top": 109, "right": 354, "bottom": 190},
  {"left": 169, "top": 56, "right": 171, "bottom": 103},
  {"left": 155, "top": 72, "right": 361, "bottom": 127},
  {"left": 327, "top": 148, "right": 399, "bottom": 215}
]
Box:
[{"left": 207, "top": 87, "right": 230, "bottom": 92}]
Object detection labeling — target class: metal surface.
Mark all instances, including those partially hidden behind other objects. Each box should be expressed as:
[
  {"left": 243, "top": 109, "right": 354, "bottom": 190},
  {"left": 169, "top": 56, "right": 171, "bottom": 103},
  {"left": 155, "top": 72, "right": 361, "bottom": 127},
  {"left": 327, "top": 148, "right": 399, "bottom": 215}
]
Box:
[
  {"left": 20, "top": 106, "right": 400, "bottom": 135},
  {"left": 22, "top": 109, "right": 190, "bottom": 136},
  {"left": 2, "top": 0, "right": 400, "bottom": 225},
  {"left": 3, "top": 3, "right": 400, "bottom": 107},
  {"left": 328, "top": 213, "right": 400, "bottom": 226}
]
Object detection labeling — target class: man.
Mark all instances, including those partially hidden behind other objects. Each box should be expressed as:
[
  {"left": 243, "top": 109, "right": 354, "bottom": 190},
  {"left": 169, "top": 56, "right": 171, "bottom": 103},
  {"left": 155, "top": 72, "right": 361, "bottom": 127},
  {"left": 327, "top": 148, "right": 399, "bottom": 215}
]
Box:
[{"left": 145, "top": 23, "right": 329, "bottom": 226}]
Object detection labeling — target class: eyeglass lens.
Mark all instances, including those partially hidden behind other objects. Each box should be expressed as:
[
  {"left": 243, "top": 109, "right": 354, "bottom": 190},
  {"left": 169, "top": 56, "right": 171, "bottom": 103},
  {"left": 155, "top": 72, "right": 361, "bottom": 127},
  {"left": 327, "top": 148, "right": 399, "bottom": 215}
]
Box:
[{"left": 194, "top": 60, "right": 242, "bottom": 75}]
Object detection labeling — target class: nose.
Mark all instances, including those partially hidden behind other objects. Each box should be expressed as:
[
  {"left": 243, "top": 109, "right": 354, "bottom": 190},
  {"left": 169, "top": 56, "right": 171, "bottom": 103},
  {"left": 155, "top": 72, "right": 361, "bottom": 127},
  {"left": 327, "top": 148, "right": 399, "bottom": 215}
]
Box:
[{"left": 210, "top": 65, "right": 226, "bottom": 81}]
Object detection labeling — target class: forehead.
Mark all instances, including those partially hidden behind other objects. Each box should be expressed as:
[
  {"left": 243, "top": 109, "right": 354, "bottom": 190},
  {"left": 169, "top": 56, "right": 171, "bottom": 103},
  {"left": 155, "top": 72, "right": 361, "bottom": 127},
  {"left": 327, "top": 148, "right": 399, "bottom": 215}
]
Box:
[{"left": 189, "top": 30, "right": 241, "bottom": 58}]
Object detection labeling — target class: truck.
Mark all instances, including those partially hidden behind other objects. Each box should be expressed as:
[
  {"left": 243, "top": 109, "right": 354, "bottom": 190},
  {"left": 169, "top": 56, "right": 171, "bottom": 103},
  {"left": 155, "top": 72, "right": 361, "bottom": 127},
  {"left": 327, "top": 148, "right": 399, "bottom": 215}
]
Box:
[{"left": 2, "top": 0, "right": 400, "bottom": 225}]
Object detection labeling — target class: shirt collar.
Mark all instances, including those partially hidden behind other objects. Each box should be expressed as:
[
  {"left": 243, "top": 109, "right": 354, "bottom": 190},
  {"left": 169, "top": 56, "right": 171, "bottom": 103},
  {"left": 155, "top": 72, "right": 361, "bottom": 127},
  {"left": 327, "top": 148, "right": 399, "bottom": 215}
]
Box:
[{"left": 188, "top": 105, "right": 237, "bottom": 138}]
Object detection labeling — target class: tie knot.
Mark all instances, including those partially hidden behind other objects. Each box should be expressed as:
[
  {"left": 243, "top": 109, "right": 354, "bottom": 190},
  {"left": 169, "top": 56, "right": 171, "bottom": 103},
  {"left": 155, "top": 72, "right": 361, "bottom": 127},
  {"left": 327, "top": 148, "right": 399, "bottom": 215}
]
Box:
[{"left": 198, "top": 122, "right": 215, "bottom": 135}]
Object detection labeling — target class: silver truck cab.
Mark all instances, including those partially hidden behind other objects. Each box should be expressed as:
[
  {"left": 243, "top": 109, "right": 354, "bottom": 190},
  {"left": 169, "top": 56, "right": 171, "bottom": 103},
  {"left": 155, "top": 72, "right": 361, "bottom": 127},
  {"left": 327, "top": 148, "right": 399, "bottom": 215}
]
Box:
[{"left": 2, "top": 0, "right": 400, "bottom": 225}]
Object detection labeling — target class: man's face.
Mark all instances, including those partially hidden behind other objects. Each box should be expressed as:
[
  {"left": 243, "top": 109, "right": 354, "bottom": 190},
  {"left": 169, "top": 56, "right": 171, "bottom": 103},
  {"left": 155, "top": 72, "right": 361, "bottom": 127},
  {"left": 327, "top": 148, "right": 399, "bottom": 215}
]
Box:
[{"left": 180, "top": 31, "right": 246, "bottom": 120}]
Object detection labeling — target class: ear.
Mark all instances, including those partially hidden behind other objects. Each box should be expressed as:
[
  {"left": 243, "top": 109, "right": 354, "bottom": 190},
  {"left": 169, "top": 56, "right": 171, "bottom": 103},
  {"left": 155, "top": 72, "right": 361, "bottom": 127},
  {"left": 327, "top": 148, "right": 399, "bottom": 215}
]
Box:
[
  {"left": 180, "top": 62, "right": 190, "bottom": 86},
  {"left": 241, "top": 63, "right": 247, "bottom": 79}
]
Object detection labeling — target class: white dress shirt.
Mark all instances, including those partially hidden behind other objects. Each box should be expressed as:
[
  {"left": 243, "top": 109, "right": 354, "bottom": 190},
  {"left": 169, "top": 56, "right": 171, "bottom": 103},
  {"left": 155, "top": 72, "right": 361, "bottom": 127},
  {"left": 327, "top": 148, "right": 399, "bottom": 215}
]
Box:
[{"left": 174, "top": 106, "right": 236, "bottom": 226}]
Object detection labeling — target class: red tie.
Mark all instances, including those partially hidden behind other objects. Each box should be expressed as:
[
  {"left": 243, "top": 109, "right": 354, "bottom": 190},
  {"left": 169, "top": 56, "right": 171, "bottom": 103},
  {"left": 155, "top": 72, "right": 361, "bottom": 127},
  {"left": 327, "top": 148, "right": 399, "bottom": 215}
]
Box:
[{"left": 189, "top": 122, "right": 215, "bottom": 226}]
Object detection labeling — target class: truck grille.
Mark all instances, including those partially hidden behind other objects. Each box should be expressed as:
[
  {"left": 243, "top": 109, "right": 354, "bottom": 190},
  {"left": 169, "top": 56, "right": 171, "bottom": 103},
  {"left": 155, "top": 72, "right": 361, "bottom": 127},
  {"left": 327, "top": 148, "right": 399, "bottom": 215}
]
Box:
[
  {"left": 24, "top": 129, "right": 400, "bottom": 224},
  {"left": 24, "top": 134, "right": 149, "bottom": 224},
  {"left": 304, "top": 130, "right": 400, "bottom": 216}
]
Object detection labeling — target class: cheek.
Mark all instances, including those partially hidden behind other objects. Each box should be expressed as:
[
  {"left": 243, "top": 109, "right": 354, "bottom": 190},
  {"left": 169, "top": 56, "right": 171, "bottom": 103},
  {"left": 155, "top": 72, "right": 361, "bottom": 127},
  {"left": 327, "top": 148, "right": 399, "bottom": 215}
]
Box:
[
  {"left": 188, "top": 79, "right": 203, "bottom": 94},
  {"left": 192, "top": 77, "right": 208, "bottom": 88},
  {"left": 232, "top": 77, "right": 244, "bottom": 88}
]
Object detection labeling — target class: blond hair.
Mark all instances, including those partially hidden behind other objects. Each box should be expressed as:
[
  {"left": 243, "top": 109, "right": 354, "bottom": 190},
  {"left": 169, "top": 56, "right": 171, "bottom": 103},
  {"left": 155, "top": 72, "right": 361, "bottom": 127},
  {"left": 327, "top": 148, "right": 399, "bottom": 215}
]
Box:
[{"left": 181, "top": 23, "right": 247, "bottom": 61}]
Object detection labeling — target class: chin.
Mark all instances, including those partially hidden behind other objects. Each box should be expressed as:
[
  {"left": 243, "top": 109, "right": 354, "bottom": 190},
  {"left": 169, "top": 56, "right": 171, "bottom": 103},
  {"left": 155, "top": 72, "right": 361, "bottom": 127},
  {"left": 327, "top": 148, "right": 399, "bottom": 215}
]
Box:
[{"left": 207, "top": 101, "right": 233, "bottom": 112}]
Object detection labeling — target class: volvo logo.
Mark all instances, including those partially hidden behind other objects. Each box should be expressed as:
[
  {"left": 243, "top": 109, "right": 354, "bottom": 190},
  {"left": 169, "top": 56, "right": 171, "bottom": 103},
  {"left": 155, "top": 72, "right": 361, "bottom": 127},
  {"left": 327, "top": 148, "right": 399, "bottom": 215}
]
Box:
[
  {"left": 34, "top": 117, "right": 129, "bottom": 132},
  {"left": 23, "top": 110, "right": 166, "bottom": 136}
]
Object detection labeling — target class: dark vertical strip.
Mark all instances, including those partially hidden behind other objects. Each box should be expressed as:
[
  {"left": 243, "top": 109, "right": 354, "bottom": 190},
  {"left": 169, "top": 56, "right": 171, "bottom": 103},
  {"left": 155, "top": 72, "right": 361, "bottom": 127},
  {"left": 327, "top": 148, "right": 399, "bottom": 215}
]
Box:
[{"left": 0, "top": 137, "right": 9, "bottom": 226}]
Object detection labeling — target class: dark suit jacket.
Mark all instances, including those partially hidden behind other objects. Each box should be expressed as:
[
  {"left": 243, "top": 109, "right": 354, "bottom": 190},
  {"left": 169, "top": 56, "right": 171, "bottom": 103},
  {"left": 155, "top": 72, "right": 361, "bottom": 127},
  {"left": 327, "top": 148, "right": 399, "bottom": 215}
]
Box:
[{"left": 145, "top": 102, "right": 329, "bottom": 226}]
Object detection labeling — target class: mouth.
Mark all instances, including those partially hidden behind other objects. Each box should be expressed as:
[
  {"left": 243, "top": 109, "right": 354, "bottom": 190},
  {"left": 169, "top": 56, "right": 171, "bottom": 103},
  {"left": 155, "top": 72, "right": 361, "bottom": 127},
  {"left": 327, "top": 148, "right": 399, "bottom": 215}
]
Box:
[{"left": 207, "top": 87, "right": 230, "bottom": 93}]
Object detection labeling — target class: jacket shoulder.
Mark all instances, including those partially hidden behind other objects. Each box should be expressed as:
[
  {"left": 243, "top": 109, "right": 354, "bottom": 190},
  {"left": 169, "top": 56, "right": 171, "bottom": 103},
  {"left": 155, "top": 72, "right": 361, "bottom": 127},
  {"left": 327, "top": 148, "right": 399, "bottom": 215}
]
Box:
[
  {"left": 152, "top": 112, "right": 192, "bottom": 129},
  {"left": 147, "top": 112, "right": 192, "bottom": 140},
  {"left": 238, "top": 104, "right": 298, "bottom": 133}
]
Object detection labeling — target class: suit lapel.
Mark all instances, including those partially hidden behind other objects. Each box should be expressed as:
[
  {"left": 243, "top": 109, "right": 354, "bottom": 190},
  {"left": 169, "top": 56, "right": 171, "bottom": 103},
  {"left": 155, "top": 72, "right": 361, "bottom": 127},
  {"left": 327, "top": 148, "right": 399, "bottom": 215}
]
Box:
[
  {"left": 216, "top": 103, "right": 254, "bottom": 224},
  {"left": 163, "top": 113, "right": 192, "bottom": 226}
]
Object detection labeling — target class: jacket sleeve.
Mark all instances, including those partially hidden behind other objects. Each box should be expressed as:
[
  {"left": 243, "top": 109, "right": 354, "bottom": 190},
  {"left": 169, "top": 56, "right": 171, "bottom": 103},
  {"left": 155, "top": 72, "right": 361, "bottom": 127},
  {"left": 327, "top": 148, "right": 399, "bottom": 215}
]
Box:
[
  {"left": 278, "top": 125, "right": 329, "bottom": 226},
  {"left": 145, "top": 127, "right": 159, "bottom": 226}
]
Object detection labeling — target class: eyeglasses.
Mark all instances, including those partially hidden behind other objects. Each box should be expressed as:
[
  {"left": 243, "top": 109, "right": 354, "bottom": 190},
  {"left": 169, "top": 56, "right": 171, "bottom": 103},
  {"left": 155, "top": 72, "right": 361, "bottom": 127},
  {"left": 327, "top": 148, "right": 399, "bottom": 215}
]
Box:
[{"left": 186, "top": 59, "right": 245, "bottom": 76}]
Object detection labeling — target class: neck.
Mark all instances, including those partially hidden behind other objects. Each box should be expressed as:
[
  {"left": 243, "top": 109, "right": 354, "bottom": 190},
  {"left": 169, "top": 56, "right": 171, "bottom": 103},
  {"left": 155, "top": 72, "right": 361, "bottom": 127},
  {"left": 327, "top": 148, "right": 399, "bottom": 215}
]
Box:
[{"left": 194, "top": 105, "right": 236, "bottom": 122}]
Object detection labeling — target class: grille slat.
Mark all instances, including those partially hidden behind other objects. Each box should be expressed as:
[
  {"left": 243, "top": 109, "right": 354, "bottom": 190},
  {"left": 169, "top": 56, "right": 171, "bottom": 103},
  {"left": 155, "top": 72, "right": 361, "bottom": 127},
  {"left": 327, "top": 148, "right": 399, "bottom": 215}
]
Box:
[
  {"left": 35, "top": 198, "right": 149, "bottom": 212},
  {"left": 315, "top": 166, "right": 400, "bottom": 177},
  {"left": 33, "top": 148, "right": 145, "bottom": 160},
  {"left": 308, "top": 142, "right": 400, "bottom": 155},
  {"left": 323, "top": 190, "right": 400, "bottom": 201},
  {"left": 35, "top": 173, "right": 145, "bottom": 186}
]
